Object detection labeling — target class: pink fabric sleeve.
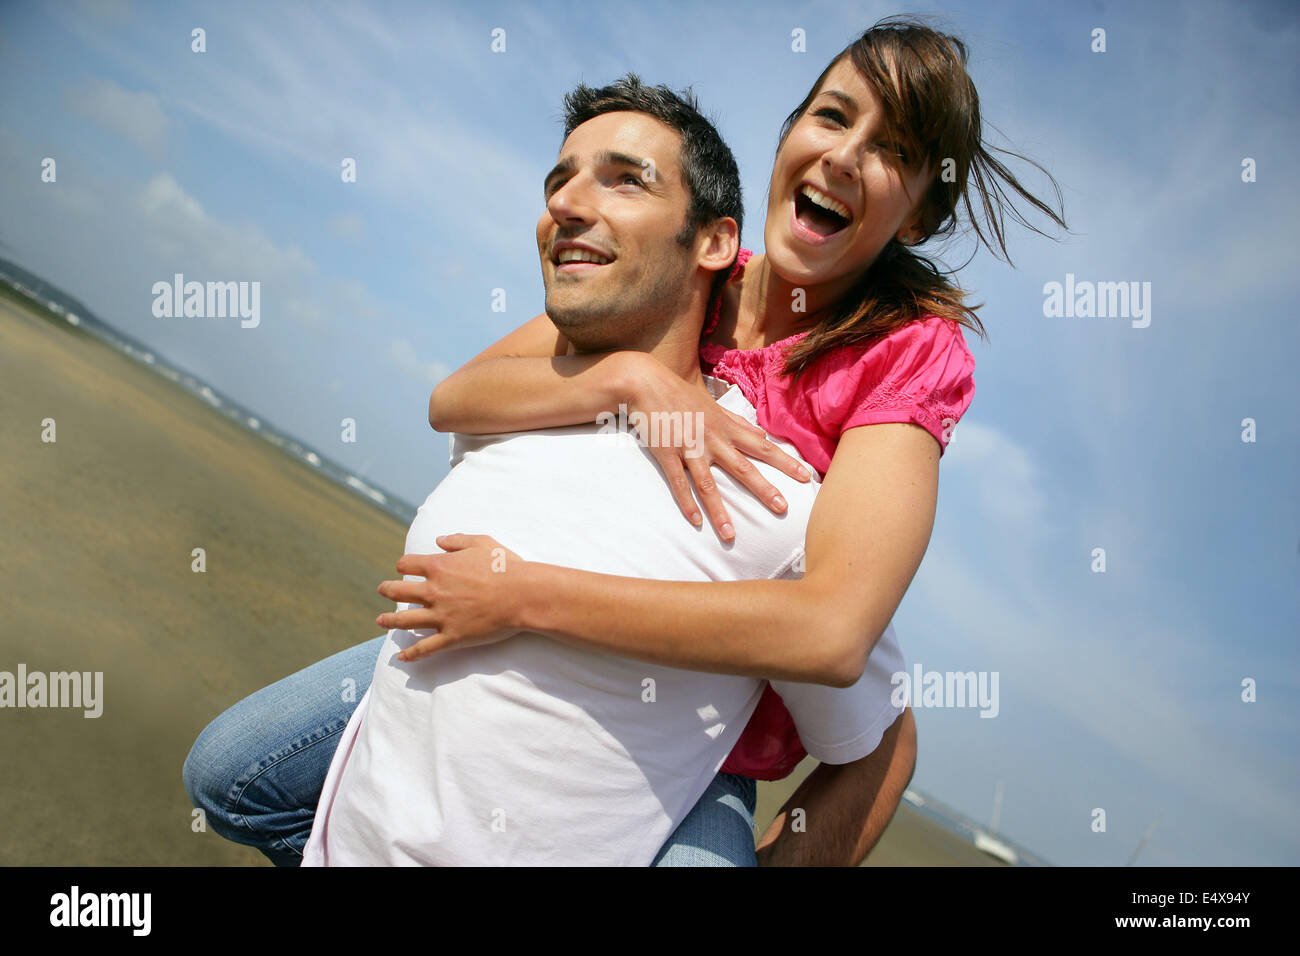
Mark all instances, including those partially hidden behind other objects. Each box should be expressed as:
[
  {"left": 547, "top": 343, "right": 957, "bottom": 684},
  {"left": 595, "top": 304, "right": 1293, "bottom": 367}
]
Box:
[{"left": 829, "top": 316, "right": 976, "bottom": 456}]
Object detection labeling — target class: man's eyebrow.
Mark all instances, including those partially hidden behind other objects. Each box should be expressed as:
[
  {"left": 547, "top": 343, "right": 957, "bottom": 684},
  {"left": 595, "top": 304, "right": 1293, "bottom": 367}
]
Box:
[
  {"left": 596, "top": 150, "right": 652, "bottom": 171},
  {"left": 543, "top": 157, "right": 575, "bottom": 194},
  {"left": 544, "top": 150, "right": 662, "bottom": 196}
]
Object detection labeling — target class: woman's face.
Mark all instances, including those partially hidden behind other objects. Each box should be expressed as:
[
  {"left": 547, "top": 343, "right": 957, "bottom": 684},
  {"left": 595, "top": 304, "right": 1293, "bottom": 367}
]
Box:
[{"left": 764, "top": 56, "right": 934, "bottom": 295}]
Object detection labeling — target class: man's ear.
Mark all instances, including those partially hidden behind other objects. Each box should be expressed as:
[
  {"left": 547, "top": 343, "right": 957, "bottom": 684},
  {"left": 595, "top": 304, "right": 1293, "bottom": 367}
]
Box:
[{"left": 696, "top": 216, "right": 739, "bottom": 276}]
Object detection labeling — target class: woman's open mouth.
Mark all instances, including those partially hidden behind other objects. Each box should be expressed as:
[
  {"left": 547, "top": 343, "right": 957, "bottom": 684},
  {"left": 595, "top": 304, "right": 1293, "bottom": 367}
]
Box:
[{"left": 792, "top": 184, "right": 852, "bottom": 244}]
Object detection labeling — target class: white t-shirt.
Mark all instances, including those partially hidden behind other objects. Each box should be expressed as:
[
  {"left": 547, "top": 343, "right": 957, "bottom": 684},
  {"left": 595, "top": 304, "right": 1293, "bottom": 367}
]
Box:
[{"left": 301, "top": 377, "right": 905, "bottom": 866}]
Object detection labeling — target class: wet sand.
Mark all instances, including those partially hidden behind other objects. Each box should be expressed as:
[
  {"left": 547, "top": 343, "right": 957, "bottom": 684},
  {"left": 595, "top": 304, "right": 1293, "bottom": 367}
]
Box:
[{"left": 0, "top": 291, "right": 1000, "bottom": 866}]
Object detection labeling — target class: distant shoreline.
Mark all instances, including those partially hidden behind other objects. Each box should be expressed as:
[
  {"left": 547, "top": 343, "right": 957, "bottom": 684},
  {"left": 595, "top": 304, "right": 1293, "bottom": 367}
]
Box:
[{"left": 0, "top": 266, "right": 419, "bottom": 526}]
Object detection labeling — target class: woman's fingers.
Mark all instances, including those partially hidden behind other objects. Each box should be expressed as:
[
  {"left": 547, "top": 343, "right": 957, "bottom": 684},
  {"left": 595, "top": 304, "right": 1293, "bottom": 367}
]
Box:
[
  {"left": 719, "top": 409, "right": 812, "bottom": 484},
  {"left": 376, "top": 579, "right": 436, "bottom": 630},
  {"left": 377, "top": 606, "right": 439, "bottom": 630},
  {"left": 397, "top": 633, "right": 450, "bottom": 662},
  {"left": 651, "top": 449, "right": 706, "bottom": 529},
  {"left": 683, "top": 453, "right": 734, "bottom": 541},
  {"left": 704, "top": 411, "right": 808, "bottom": 515},
  {"left": 640, "top": 401, "right": 815, "bottom": 538},
  {"left": 711, "top": 443, "right": 791, "bottom": 516},
  {"left": 377, "top": 579, "right": 431, "bottom": 606},
  {"left": 753, "top": 440, "right": 813, "bottom": 484}
]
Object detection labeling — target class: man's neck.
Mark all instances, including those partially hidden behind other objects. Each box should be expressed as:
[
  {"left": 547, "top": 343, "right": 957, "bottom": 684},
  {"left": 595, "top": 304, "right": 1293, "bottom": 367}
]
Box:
[
  {"left": 647, "top": 276, "right": 720, "bottom": 387},
  {"left": 571, "top": 288, "right": 712, "bottom": 390},
  {"left": 643, "top": 315, "right": 709, "bottom": 388}
]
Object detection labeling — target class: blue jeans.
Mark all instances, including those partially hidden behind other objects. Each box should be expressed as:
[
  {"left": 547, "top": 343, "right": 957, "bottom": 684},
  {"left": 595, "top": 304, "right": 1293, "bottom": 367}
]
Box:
[{"left": 183, "top": 636, "right": 757, "bottom": 866}]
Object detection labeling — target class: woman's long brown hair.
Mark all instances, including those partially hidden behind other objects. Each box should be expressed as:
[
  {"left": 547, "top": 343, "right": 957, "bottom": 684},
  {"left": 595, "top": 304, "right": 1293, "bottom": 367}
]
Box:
[{"left": 775, "top": 15, "right": 1068, "bottom": 380}]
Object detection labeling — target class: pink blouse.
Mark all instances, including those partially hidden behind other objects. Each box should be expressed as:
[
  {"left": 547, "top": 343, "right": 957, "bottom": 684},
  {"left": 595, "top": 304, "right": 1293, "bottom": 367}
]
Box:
[{"left": 702, "top": 249, "right": 977, "bottom": 779}]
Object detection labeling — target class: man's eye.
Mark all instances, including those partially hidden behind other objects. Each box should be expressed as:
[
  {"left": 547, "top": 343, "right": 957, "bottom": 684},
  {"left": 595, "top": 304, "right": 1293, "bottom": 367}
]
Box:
[{"left": 619, "top": 173, "right": 644, "bottom": 187}]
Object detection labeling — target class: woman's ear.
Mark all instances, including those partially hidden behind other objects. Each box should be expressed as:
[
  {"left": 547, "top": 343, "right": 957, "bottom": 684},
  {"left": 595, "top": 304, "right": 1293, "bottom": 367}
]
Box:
[
  {"left": 898, "top": 185, "right": 933, "bottom": 246},
  {"left": 697, "top": 216, "right": 739, "bottom": 273},
  {"left": 896, "top": 215, "right": 925, "bottom": 246}
]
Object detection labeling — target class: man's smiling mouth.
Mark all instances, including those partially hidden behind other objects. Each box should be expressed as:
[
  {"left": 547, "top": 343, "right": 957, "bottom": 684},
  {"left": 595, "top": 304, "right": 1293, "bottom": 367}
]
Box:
[
  {"left": 552, "top": 241, "right": 615, "bottom": 272},
  {"left": 557, "top": 248, "right": 612, "bottom": 265}
]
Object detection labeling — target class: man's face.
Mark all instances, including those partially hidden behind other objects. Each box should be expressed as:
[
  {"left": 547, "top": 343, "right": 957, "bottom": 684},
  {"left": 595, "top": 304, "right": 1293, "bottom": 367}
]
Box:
[{"left": 537, "top": 111, "right": 698, "bottom": 351}]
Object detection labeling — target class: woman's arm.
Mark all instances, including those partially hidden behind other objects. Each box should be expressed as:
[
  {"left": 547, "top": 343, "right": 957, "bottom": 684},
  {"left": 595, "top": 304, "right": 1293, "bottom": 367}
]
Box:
[
  {"left": 428, "top": 313, "right": 813, "bottom": 536},
  {"left": 383, "top": 421, "right": 941, "bottom": 687},
  {"left": 428, "top": 311, "right": 638, "bottom": 434}
]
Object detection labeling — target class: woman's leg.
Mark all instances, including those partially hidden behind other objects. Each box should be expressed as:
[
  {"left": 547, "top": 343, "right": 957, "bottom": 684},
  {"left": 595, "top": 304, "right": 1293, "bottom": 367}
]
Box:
[
  {"left": 651, "top": 771, "right": 758, "bottom": 867},
  {"left": 182, "top": 635, "right": 386, "bottom": 867}
]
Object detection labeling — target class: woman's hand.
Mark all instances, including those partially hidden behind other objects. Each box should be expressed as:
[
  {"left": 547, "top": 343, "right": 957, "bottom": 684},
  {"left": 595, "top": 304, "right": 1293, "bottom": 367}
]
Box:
[
  {"left": 622, "top": 353, "right": 813, "bottom": 541},
  {"left": 375, "top": 534, "right": 526, "bottom": 662}
]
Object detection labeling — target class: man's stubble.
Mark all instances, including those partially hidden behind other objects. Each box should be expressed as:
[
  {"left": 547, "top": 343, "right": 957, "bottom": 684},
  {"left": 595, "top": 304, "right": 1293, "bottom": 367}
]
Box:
[{"left": 545, "top": 241, "right": 699, "bottom": 354}]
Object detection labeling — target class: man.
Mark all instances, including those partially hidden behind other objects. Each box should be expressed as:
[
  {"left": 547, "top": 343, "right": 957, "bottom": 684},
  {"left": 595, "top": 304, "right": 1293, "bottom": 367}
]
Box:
[{"left": 301, "top": 77, "right": 914, "bottom": 866}]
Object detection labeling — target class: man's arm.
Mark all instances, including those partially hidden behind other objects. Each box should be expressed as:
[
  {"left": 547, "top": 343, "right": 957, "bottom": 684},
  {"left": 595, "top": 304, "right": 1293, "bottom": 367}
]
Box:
[{"left": 755, "top": 707, "right": 916, "bottom": 866}]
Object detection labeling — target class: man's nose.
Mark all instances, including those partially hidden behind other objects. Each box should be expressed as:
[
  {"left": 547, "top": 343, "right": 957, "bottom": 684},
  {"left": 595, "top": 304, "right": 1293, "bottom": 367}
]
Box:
[{"left": 547, "top": 175, "right": 597, "bottom": 225}]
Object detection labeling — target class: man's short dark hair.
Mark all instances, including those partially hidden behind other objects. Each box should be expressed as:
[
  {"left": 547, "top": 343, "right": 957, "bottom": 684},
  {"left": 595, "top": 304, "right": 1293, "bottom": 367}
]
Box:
[{"left": 562, "top": 74, "right": 743, "bottom": 280}]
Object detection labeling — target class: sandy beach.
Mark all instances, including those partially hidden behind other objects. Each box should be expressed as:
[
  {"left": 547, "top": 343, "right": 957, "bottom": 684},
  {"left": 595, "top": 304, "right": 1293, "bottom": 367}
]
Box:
[{"left": 0, "top": 290, "right": 1001, "bottom": 866}]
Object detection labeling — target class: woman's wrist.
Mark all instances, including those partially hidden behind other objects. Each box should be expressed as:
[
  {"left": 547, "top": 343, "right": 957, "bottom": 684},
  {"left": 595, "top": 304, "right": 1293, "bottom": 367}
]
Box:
[
  {"left": 511, "top": 560, "right": 553, "bottom": 633},
  {"left": 610, "top": 349, "right": 658, "bottom": 411}
]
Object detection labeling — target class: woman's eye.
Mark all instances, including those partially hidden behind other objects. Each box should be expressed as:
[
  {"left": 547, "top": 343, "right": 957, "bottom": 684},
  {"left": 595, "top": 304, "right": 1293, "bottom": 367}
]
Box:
[
  {"left": 878, "top": 142, "right": 909, "bottom": 164},
  {"left": 813, "top": 107, "right": 847, "bottom": 125}
]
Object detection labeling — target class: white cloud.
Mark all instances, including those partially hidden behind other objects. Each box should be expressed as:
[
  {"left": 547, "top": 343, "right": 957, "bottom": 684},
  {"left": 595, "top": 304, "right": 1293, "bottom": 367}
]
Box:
[
  {"left": 49, "top": 4, "right": 541, "bottom": 253},
  {"left": 328, "top": 277, "right": 384, "bottom": 325},
  {"left": 65, "top": 78, "right": 168, "bottom": 156},
  {"left": 390, "top": 338, "right": 450, "bottom": 387},
  {"left": 328, "top": 212, "right": 367, "bottom": 241},
  {"left": 283, "top": 296, "right": 328, "bottom": 329},
  {"left": 941, "top": 420, "right": 1049, "bottom": 535},
  {"left": 135, "top": 172, "right": 316, "bottom": 284}
]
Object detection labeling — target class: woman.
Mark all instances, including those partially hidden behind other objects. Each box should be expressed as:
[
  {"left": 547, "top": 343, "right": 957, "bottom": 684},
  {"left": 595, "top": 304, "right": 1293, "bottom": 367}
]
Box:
[{"left": 184, "top": 16, "right": 1063, "bottom": 866}]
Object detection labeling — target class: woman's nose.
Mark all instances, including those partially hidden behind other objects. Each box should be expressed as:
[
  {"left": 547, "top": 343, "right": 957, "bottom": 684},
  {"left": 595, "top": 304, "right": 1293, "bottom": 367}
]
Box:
[{"left": 821, "top": 136, "right": 862, "bottom": 183}]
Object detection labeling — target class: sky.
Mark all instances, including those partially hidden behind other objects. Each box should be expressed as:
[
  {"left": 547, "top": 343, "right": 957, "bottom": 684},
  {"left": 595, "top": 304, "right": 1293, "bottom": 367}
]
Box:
[{"left": 1, "top": 0, "right": 1297, "bottom": 866}]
